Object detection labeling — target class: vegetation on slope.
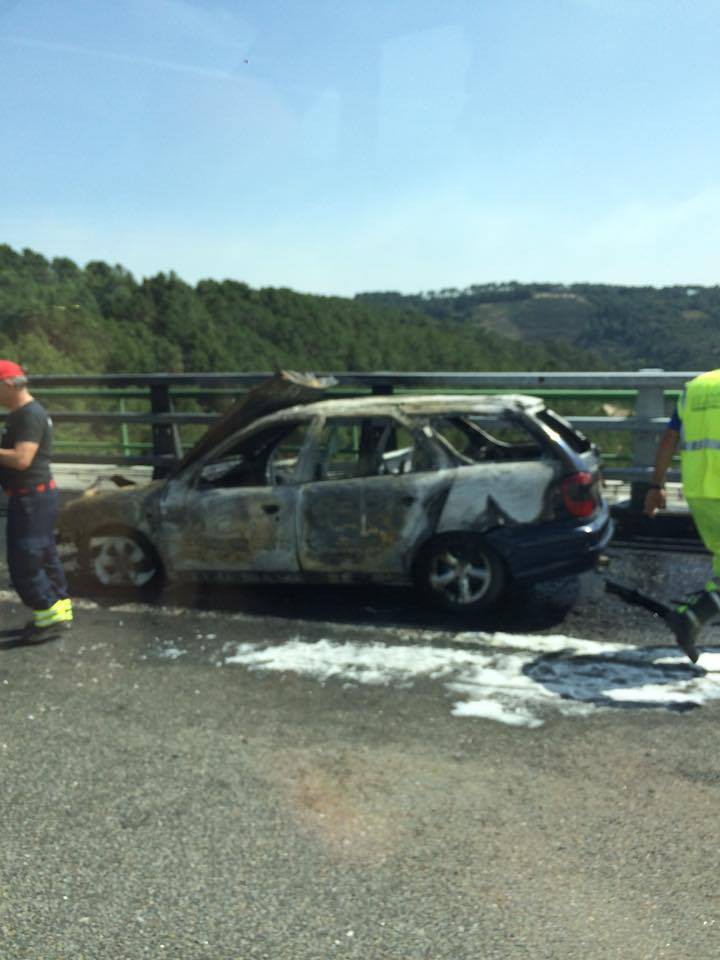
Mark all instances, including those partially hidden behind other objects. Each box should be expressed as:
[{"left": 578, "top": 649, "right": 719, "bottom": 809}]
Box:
[
  {"left": 0, "top": 246, "right": 599, "bottom": 375},
  {"left": 357, "top": 282, "right": 720, "bottom": 370}
]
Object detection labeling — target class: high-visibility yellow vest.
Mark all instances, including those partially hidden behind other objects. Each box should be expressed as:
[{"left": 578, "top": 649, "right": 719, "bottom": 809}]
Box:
[{"left": 678, "top": 369, "right": 720, "bottom": 498}]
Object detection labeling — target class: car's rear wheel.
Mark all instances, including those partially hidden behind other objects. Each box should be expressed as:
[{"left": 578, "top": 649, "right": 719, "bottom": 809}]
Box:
[
  {"left": 80, "top": 528, "right": 164, "bottom": 592},
  {"left": 413, "top": 534, "right": 506, "bottom": 612}
]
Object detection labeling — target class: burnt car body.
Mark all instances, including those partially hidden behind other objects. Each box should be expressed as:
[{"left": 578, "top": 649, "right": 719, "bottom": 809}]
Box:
[{"left": 57, "top": 373, "right": 613, "bottom": 612}]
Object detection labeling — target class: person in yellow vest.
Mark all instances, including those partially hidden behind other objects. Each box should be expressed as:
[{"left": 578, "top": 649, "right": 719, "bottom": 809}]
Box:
[{"left": 644, "top": 369, "right": 720, "bottom": 663}]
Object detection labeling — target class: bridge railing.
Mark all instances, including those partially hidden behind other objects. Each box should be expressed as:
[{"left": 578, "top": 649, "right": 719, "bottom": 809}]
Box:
[{"left": 5, "top": 370, "right": 691, "bottom": 499}]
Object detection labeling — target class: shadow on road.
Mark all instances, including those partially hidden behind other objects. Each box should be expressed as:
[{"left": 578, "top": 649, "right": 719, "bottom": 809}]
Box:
[{"left": 66, "top": 571, "right": 585, "bottom": 634}]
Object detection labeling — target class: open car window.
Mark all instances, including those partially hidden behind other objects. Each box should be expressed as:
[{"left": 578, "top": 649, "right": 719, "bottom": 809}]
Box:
[
  {"left": 312, "top": 416, "right": 433, "bottom": 481},
  {"left": 196, "top": 421, "right": 310, "bottom": 489},
  {"left": 537, "top": 409, "right": 592, "bottom": 454},
  {"left": 429, "top": 414, "right": 546, "bottom": 463}
]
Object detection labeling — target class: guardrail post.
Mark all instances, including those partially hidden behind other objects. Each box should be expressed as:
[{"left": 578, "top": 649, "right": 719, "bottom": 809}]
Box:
[
  {"left": 150, "top": 384, "right": 183, "bottom": 478},
  {"left": 119, "top": 397, "right": 131, "bottom": 458},
  {"left": 630, "top": 371, "right": 667, "bottom": 510}
]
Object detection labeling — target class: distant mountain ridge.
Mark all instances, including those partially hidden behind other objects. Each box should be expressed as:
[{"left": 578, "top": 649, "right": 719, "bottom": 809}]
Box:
[{"left": 356, "top": 283, "right": 720, "bottom": 370}]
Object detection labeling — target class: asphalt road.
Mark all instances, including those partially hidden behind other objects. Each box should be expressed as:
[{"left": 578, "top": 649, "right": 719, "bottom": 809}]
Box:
[{"left": 1, "top": 545, "right": 720, "bottom": 959}]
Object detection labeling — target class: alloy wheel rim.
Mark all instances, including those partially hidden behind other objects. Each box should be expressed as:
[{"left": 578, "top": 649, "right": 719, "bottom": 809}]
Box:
[
  {"left": 429, "top": 548, "right": 491, "bottom": 604},
  {"left": 90, "top": 536, "right": 156, "bottom": 587}
]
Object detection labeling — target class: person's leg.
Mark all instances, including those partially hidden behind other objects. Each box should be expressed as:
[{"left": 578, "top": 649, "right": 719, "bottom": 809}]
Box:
[
  {"left": 40, "top": 489, "right": 69, "bottom": 601},
  {"left": 35, "top": 490, "right": 72, "bottom": 631},
  {"left": 688, "top": 498, "right": 720, "bottom": 579},
  {"left": 7, "top": 493, "right": 71, "bottom": 629},
  {"left": 5, "top": 497, "right": 50, "bottom": 609},
  {"left": 667, "top": 498, "right": 720, "bottom": 661}
]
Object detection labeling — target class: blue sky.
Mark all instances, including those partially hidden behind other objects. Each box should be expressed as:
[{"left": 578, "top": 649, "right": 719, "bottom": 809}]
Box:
[{"left": 1, "top": 0, "right": 719, "bottom": 295}]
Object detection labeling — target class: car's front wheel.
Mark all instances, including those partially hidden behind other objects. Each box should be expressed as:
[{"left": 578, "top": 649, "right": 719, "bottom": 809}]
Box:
[
  {"left": 79, "top": 528, "right": 164, "bottom": 592},
  {"left": 413, "top": 534, "right": 506, "bottom": 612}
]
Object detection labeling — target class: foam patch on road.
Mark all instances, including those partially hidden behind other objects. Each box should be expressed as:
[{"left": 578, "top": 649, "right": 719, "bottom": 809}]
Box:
[
  {"left": 224, "top": 633, "right": 720, "bottom": 727},
  {"left": 4, "top": 587, "right": 718, "bottom": 727}
]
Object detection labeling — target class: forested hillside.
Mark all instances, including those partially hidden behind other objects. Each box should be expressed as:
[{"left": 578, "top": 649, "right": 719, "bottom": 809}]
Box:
[
  {"left": 357, "top": 282, "right": 720, "bottom": 370},
  {"left": 4, "top": 244, "right": 715, "bottom": 375},
  {"left": 0, "top": 245, "right": 598, "bottom": 374}
]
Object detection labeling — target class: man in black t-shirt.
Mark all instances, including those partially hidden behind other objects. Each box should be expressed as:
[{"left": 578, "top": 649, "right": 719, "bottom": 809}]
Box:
[{"left": 0, "top": 359, "right": 72, "bottom": 642}]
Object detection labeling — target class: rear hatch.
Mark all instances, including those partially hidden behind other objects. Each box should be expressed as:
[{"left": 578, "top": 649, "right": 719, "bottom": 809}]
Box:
[
  {"left": 535, "top": 408, "right": 603, "bottom": 520},
  {"left": 426, "top": 401, "right": 600, "bottom": 527}
]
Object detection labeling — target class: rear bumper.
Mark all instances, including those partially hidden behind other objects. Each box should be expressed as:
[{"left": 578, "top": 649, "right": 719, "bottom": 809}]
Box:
[{"left": 486, "top": 502, "right": 614, "bottom": 584}]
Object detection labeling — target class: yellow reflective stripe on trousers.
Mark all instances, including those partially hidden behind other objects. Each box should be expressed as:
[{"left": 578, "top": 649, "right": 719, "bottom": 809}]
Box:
[{"left": 34, "top": 598, "right": 73, "bottom": 626}]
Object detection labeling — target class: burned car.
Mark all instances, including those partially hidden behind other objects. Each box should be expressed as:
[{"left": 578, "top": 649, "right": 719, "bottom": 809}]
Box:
[{"left": 57, "top": 373, "right": 612, "bottom": 612}]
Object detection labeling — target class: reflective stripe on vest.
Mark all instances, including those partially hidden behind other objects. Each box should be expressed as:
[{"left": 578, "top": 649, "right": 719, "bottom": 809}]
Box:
[
  {"left": 679, "top": 370, "right": 720, "bottom": 499},
  {"left": 682, "top": 439, "right": 720, "bottom": 451}
]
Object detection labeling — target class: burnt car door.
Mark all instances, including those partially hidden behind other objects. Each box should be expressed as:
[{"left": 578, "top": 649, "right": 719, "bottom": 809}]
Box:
[
  {"left": 297, "top": 415, "right": 445, "bottom": 575},
  {"left": 161, "top": 420, "right": 312, "bottom": 576}
]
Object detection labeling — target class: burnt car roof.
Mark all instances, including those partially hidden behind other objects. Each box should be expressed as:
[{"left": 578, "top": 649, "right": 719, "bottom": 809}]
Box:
[
  {"left": 255, "top": 392, "right": 546, "bottom": 421},
  {"left": 175, "top": 376, "right": 546, "bottom": 476}
]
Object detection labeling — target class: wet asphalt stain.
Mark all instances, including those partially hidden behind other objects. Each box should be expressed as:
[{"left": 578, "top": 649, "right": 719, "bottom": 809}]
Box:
[{"left": 525, "top": 648, "right": 705, "bottom": 712}]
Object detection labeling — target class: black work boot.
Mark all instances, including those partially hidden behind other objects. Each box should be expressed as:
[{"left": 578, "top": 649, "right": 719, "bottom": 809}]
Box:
[{"left": 666, "top": 587, "right": 720, "bottom": 663}]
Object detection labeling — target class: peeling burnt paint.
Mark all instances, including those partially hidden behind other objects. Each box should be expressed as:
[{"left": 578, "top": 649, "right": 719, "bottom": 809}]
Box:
[
  {"left": 56, "top": 481, "right": 163, "bottom": 543},
  {"left": 437, "top": 461, "right": 557, "bottom": 532},
  {"left": 298, "top": 475, "right": 442, "bottom": 574},
  {"left": 172, "top": 488, "right": 297, "bottom": 573}
]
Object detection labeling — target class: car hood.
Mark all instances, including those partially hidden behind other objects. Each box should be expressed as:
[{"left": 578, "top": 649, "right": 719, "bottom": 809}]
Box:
[{"left": 169, "top": 370, "right": 336, "bottom": 477}]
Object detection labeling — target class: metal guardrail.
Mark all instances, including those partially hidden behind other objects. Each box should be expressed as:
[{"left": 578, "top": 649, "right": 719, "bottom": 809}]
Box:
[{"left": 3, "top": 370, "right": 694, "bottom": 491}]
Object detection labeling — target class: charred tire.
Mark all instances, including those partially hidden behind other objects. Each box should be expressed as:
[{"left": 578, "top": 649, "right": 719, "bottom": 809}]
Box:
[
  {"left": 79, "top": 527, "right": 165, "bottom": 593},
  {"left": 413, "top": 534, "right": 507, "bottom": 613}
]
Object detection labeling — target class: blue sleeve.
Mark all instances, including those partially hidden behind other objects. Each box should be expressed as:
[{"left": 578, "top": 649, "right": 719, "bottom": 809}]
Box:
[{"left": 668, "top": 405, "right": 681, "bottom": 431}]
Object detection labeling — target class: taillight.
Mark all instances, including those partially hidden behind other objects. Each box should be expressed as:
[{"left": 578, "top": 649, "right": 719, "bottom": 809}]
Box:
[{"left": 561, "top": 471, "right": 597, "bottom": 518}]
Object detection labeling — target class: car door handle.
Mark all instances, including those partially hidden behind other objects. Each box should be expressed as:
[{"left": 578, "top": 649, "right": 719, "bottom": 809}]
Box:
[{"left": 262, "top": 503, "right": 280, "bottom": 515}]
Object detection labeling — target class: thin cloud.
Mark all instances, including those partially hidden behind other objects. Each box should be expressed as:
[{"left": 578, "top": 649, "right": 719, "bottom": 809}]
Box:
[
  {"left": 2, "top": 34, "right": 244, "bottom": 82},
  {"left": 1, "top": 33, "right": 325, "bottom": 99}
]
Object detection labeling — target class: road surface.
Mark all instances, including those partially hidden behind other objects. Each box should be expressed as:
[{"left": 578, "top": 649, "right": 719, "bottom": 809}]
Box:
[{"left": 1, "top": 543, "right": 719, "bottom": 959}]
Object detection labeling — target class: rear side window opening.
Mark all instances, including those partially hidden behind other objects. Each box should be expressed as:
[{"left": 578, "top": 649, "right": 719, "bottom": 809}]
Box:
[
  {"left": 429, "top": 415, "right": 546, "bottom": 464},
  {"left": 537, "top": 409, "right": 592, "bottom": 454}
]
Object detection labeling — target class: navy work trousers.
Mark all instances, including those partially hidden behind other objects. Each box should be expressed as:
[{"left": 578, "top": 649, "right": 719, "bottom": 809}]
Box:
[{"left": 6, "top": 488, "right": 68, "bottom": 612}]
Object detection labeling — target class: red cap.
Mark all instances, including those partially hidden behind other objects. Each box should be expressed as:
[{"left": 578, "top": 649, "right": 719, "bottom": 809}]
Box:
[{"left": 0, "top": 360, "right": 25, "bottom": 381}]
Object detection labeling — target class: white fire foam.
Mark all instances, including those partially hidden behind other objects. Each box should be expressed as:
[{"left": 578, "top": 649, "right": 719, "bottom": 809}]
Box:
[{"left": 224, "top": 633, "right": 720, "bottom": 727}]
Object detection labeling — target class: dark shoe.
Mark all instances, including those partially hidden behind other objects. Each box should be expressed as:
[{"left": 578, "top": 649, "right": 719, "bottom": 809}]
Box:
[{"left": 666, "top": 609, "right": 700, "bottom": 663}]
